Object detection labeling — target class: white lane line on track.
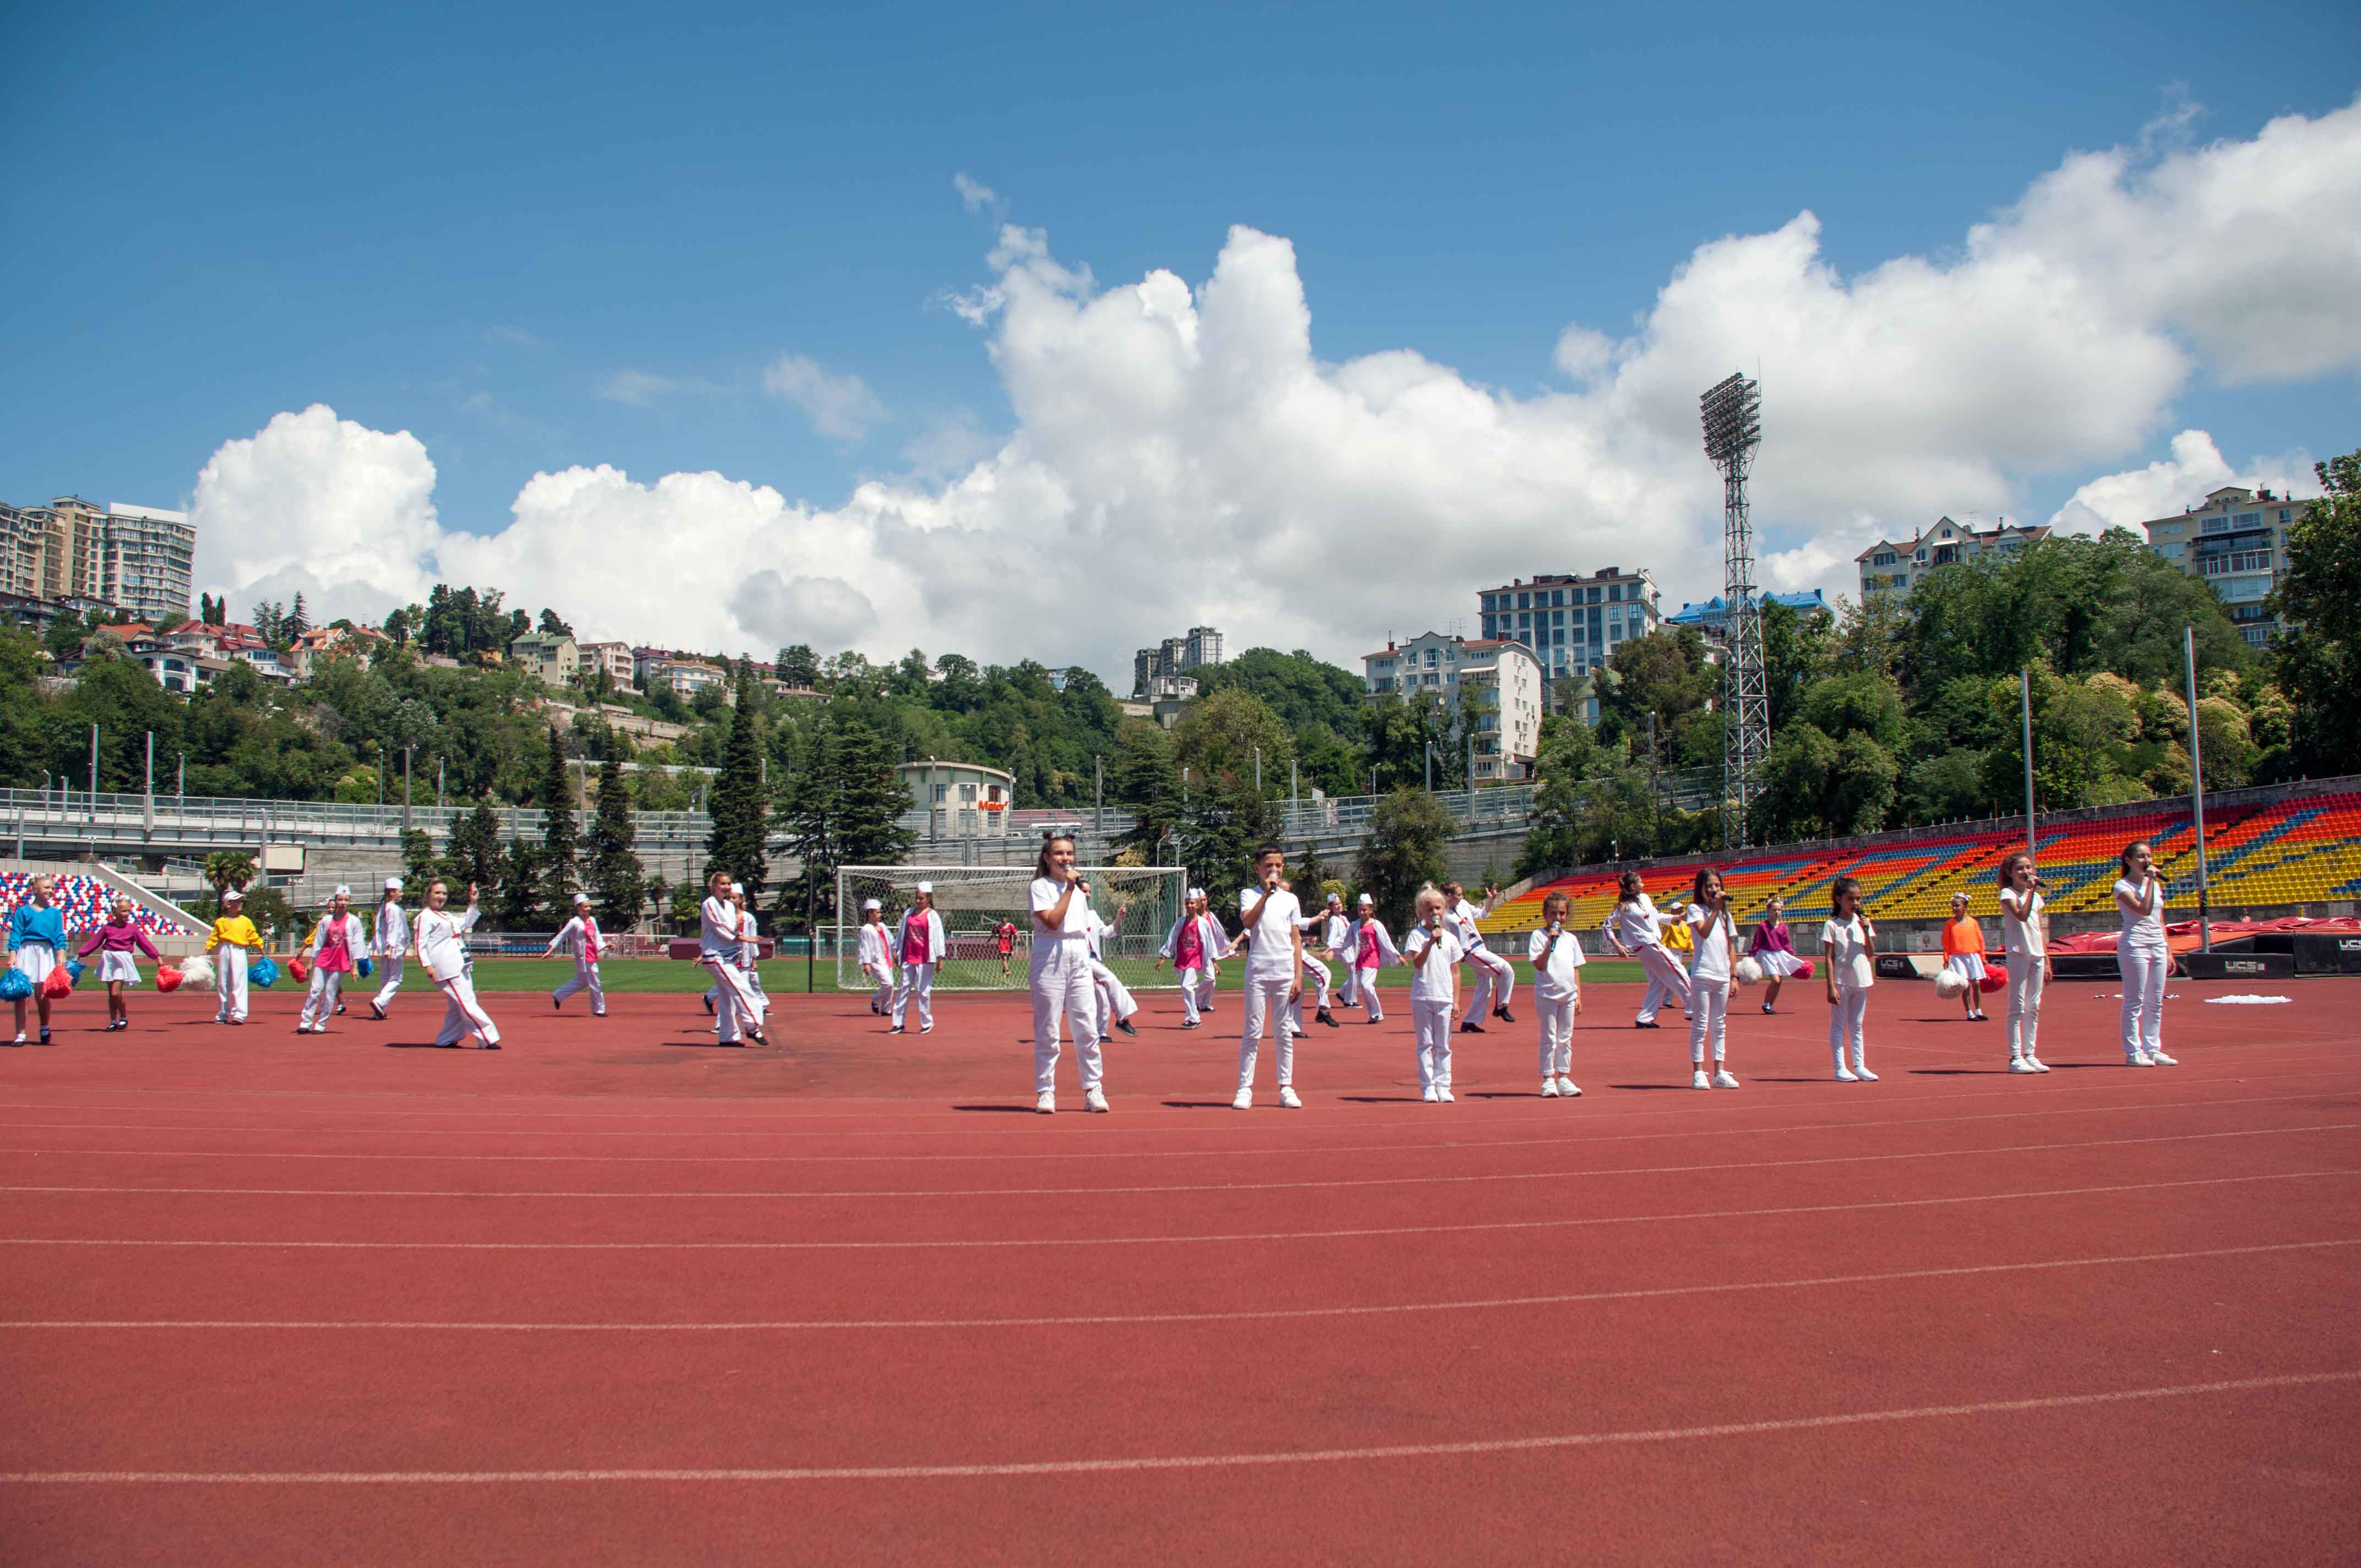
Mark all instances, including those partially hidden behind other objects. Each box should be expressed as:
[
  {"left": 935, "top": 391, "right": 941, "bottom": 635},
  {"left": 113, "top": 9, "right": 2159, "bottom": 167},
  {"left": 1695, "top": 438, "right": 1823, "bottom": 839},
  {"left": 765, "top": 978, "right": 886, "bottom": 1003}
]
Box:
[
  {"left": 0, "top": 1043, "right": 2344, "bottom": 1123},
  {"left": 8, "top": 1238, "right": 2354, "bottom": 1332},
  {"left": 1, "top": 1082, "right": 2348, "bottom": 1163},
  {"left": 2, "top": 1121, "right": 2350, "bottom": 1200},
  {"left": 4, "top": 1169, "right": 2352, "bottom": 1250},
  {"left": 4, "top": 1370, "right": 2354, "bottom": 1484}
]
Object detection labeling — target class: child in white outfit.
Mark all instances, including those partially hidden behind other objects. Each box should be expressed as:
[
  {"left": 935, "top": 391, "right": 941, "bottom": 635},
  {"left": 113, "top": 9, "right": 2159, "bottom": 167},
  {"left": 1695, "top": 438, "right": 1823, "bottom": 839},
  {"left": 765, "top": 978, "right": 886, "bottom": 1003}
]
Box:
[
  {"left": 2114, "top": 840, "right": 2176, "bottom": 1067},
  {"left": 1683, "top": 868, "right": 1740, "bottom": 1091},
  {"left": 1526, "top": 891, "right": 1584, "bottom": 1097},
  {"left": 1820, "top": 875, "right": 1878, "bottom": 1082},
  {"left": 1403, "top": 888, "right": 1462, "bottom": 1103},
  {"left": 1603, "top": 870, "right": 1689, "bottom": 1028}
]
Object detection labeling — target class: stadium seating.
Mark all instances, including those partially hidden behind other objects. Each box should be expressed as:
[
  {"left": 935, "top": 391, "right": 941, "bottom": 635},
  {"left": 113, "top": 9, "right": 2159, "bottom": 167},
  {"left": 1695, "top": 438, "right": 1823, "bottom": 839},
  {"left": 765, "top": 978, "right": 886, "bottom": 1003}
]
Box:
[
  {"left": 1482, "top": 788, "right": 2361, "bottom": 937},
  {"left": 0, "top": 872, "right": 187, "bottom": 938}
]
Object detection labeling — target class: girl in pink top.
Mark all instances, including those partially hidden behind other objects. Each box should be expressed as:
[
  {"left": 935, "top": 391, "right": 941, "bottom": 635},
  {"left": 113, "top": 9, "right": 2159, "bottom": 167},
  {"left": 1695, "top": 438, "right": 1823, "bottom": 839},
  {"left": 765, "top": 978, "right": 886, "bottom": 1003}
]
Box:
[{"left": 77, "top": 894, "right": 160, "bottom": 1032}]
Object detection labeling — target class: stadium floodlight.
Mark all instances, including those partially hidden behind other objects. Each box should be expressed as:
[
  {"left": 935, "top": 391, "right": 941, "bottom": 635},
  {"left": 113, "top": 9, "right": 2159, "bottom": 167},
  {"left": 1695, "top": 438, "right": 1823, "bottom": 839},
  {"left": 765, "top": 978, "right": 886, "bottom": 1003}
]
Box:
[{"left": 1700, "top": 371, "right": 1770, "bottom": 847}]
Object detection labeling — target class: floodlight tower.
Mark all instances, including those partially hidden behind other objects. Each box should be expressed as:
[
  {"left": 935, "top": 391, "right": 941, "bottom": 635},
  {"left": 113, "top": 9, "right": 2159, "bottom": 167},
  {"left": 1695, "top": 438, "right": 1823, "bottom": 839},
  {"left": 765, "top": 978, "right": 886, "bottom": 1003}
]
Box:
[{"left": 1700, "top": 371, "right": 1769, "bottom": 847}]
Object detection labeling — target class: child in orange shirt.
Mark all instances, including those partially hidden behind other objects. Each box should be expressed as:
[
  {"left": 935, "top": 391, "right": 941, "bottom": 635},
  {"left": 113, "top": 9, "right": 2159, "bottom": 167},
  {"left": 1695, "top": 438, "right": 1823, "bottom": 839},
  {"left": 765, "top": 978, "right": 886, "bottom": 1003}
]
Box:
[{"left": 1941, "top": 892, "right": 1988, "bottom": 1022}]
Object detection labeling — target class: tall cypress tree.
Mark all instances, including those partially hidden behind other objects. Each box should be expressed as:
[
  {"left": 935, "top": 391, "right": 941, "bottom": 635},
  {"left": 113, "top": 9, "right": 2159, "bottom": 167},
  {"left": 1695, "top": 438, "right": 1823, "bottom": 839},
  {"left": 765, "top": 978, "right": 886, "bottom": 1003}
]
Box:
[
  {"left": 775, "top": 723, "right": 839, "bottom": 928},
  {"left": 540, "top": 721, "right": 579, "bottom": 914},
  {"left": 586, "top": 728, "right": 645, "bottom": 928},
  {"left": 832, "top": 718, "right": 918, "bottom": 868},
  {"left": 449, "top": 801, "right": 505, "bottom": 897},
  {"left": 705, "top": 666, "right": 769, "bottom": 896}
]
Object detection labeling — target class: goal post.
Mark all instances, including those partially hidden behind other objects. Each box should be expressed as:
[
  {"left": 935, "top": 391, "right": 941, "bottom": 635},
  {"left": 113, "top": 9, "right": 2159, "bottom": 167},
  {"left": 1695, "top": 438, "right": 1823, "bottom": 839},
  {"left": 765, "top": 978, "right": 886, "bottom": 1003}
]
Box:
[{"left": 834, "top": 864, "right": 1188, "bottom": 993}]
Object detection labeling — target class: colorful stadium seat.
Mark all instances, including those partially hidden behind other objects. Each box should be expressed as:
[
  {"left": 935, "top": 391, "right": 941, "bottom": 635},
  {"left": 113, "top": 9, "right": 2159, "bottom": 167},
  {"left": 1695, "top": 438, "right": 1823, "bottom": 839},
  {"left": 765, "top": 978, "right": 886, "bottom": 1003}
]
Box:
[{"left": 0, "top": 873, "right": 191, "bottom": 939}]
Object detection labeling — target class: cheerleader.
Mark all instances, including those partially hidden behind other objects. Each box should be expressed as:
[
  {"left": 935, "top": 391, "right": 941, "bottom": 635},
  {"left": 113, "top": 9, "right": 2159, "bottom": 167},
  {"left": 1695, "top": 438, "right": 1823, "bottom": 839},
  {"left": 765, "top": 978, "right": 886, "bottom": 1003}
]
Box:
[
  {"left": 700, "top": 873, "right": 765, "bottom": 1046},
  {"left": 1527, "top": 890, "right": 1584, "bottom": 1097},
  {"left": 546, "top": 892, "right": 607, "bottom": 1016},
  {"left": 1350, "top": 892, "right": 1398, "bottom": 1022},
  {"left": 1602, "top": 872, "right": 1688, "bottom": 1030},
  {"left": 1443, "top": 881, "right": 1515, "bottom": 1032},
  {"left": 1747, "top": 894, "right": 1804, "bottom": 1014},
  {"left": 2114, "top": 840, "right": 2175, "bottom": 1067},
  {"left": 856, "top": 899, "right": 896, "bottom": 1015},
  {"left": 1085, "top": 898, "right": 1141, "bottom": 1039},
  {"left": 76, "top": 892, "right": 158, "bottom": 1033},
  {"left": 1227, "top": 845, "right": 1305, "bottom": 1110},
  {"left": 1940, "top": 893, "right": 1989, "bottom": 1022},
  {"left": 297, "top": 886, "right": 366, "bottom": 1034},
  {"left": 203, "top": 888, "right": 266, "bottom": 1027},
  {"left": 367, "top": 878, "right": 409, "bottom": 1019},
  {"left": 1029, "top": 834, "right": 1109, "bottom": 1113},
  {"left": 890, "top": 883, "right": 945, "bottom": 1035},
  {"left": 416, "top": 880, "right": 501, "bottom": 1049},
  {"left": 1997, "top": 852, "right": 2052, "bottom": 1074},
  {"left": 7, "top": 874, "right": 67, "bottom": 1044},
  {"left": 1683, "top": 868, "right": 1740, "bottom": 1090},
  {"left": 1152, "top": 888, "right": 1225, "bottom": 1028},
  {"left": 1821, "top": 875, "right": 1878, "bottom": 1082},
  {"left": 1402, "top": 887, "right": 1462, "bottom": 1102}
]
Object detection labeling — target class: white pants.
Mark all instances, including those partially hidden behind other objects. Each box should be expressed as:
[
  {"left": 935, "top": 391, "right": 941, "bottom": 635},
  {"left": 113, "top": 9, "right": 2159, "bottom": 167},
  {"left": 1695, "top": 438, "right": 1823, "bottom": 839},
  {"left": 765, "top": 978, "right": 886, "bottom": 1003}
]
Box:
[
  {"left": 1830, "top": 986, "right": 1869, "bottom": 1070},
  {"left": 299, "top": 968, "right": 345, "bottom": 1029},
  {"left": 1180, "top": 965, "right": 1217, "bottom": 1023},
  {"left": 1355, "top": 965, "right": 1384, "bottom": 1021},
  {"left": 1338, "top": 961, "right": 1359, "bottom": 1008},
  {"left": 1031, "top": 958, "right": 1103, "bottom": 1094},
  {"left": 1413, "top": 997, "right": 1454, "bottom": 1090},
  {"left": 1536, "top": 995, "right": 1575, "bottom": 1076},
  {"left": 705, "top": 957, "right": 765, "bottom": 1043},
  {"left": 554, "top": 961, "right": 605, "bottom": 1015},
  {"left": 2120, "top": 945, "right": 2168, "bottom": 1058},
  {"left": 433, "top": 972, "right": 501, "bottom": 1046},
  {"left": 1238, "top": 975, "right": 1297, "bottom": 1091},
  {"left": 1089, "top": 956, "right": 1136, "bottom": 1035},
  {"left": 371, "top": 954, "right": 404, "bottom": 1012},
  {"left": 1688, "top": 978, "right": 1729, "bottom": 1064},
  {"left": 214, "top": 947, "right": 249, "bottom": 1022},
  {"left": 1460, "top": 946, "right": 1515, "bottom": 1025},
  {"left": 867, "top": 963, "right": 895, "bottom": 1012},
  {"left": 892, "top": 962, "right": 934, "bottom": 1029},
  {"left": 2005, "top": 955, "right": 2044, "bottom": 1059},
  {"left": 1289, "top": 954, "right": 1332, "bottom": 1030},
  {"left": 1635, "top": 945, "right": 1691, "bottom": 1023}
]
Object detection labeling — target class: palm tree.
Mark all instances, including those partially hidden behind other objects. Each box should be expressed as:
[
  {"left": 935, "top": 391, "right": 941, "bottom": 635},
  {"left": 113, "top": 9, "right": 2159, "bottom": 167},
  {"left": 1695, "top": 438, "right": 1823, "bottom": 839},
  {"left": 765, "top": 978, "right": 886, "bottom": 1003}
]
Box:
[{"left": 203, "top": 851, "right": 257, "bottom": 894}]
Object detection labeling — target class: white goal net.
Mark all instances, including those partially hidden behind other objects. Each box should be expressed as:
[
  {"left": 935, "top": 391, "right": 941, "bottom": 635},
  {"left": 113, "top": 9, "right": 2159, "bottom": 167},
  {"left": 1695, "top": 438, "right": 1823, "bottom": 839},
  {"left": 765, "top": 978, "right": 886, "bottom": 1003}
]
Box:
[{"left": 834, "top": 864, "right": 1188, "bottom": 993}]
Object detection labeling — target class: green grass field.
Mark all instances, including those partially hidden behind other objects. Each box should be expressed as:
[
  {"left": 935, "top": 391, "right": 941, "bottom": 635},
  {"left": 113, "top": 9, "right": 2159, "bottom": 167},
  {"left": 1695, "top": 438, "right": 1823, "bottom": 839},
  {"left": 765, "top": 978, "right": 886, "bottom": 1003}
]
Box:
[{"left": 351, "top": 956, "right": 1653, "bottom": 995}]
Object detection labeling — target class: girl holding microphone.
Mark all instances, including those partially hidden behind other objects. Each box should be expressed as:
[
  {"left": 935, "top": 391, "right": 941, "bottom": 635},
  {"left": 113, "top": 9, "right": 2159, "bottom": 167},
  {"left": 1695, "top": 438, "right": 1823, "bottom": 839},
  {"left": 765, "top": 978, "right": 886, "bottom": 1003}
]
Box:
[
  {"left": 2115, "top": 841, "right": 2175, "bottom": 1066},
  {"left": 1029, "top": 835, "right": 1109, "bottom": 1113}
]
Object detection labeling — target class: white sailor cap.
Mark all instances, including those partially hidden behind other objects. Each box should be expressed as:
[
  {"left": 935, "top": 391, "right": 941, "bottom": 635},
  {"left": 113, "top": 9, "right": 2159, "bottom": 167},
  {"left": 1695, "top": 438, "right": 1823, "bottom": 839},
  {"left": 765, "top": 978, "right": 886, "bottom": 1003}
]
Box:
[
  {"left": 1187, "top": 887, "right": 1204, "bottom": 900},
  {"left": 574, "top": 891, "right": 591, "bottom": 906},
  {"left": 222, "top": 887, "right": 243, "bottom": 902},
  {"left": 916, "top": 881, "right": 933, "bottom": 895},
  {"left": 333, "top": 884, "right": 351, "bottom": 899},
  {"left": 1358, "top": 893, "right": 1374, "bottom": 906},
  {"left": 862, "top": 898, "right": 882, "bottom": 911},
  {"left": 385, "top": 876, "right": 404, "bottom": 891}
]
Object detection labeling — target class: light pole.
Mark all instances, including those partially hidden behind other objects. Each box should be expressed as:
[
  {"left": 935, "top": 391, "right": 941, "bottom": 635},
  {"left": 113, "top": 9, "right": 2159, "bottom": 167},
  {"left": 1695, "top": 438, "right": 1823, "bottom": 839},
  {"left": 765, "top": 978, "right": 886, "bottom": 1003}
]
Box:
[
  {"left": 2184, "top": 627, "right": 2212, "bottom": 953},
  {"left": 2019, "top": 668, "right": 2036, "bottom": 864}
]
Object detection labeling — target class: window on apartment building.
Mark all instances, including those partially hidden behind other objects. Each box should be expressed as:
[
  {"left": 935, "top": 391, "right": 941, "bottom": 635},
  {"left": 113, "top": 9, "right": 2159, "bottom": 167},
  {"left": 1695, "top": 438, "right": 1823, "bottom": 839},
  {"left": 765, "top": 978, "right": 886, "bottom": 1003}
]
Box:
[
  {"left": 2279, "top": 509, "right": 2292, "bottom": 524},
  {"left": 1424, "top": 649, "right": 1438, "bottom": 667},
  {"left": 2233, "top": 511, "right": 2261, "bottom": 528},
  {"left": 1551, "top": 589, "right": 1564, "bottom": 606},
  {"left": 1516, "top": 592, "right": 1530, "bottom": 609},
  {"left": 1607, "top": 583, "right": 1623, "bottom": 601}
]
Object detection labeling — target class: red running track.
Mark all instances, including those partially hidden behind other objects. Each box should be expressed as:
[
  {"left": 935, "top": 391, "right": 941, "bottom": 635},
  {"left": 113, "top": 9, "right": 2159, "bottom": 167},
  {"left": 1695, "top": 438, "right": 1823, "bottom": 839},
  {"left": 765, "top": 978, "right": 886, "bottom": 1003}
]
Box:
[{"left": 2, "top": 977, "right": 2358, "bottom": 1564}]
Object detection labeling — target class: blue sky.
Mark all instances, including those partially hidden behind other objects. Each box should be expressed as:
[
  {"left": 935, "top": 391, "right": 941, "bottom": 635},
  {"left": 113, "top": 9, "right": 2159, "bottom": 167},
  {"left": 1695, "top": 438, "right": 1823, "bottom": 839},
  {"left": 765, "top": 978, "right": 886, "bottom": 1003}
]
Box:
[{"left": 4, "top": 3, "right": 2357, "bottom": 668}]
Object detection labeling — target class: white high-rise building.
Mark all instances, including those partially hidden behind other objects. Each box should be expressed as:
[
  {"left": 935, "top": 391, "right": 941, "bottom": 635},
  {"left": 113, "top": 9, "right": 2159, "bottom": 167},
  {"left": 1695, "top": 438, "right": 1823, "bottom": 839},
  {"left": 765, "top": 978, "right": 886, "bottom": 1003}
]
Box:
[{"left": 101, "top": 503, "right": 196, "bottom": 625}]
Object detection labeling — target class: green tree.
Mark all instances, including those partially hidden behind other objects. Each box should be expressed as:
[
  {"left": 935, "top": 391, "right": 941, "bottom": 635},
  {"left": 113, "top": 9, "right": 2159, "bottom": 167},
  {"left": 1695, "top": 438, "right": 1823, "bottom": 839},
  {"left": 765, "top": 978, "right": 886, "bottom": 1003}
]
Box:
[
  {"left": 538, "top": 722, "right": 578, "bottom": 913},
  {"left": 448, "top": 801, "right": 505, "bottom": 896},
  {"left": 1108, "top": 721, "right": 1183, "bottom": 863},
  {"left": 1173, "top": 687, "right": 1293, "bottom": 799},
  {"left": 1356, "top": 788, "right": 1456, "bottom": 931},
  {"left": 705, "top": 667, "right": 770, "bottom": 896},
  {"left": 400, "top": 828, "right": 443, "bottom": 891},
  {"left": 1192, "top": 648, "right": 1368, "bottom": 734},
  {"left": 775, "top": 643, "right": 821, "bottom": 689},
  {"left": 2273, "top": 447, "right": 2361, "bottom": 774},
  {"left": 202, "top": 850, "right": 257, "bottom": 894},
  {"left": 586, "top": 731, "right": 645, "bottom": 928},
  {"left": 494, "top": 839, "right": 541, "bottom": 928}
]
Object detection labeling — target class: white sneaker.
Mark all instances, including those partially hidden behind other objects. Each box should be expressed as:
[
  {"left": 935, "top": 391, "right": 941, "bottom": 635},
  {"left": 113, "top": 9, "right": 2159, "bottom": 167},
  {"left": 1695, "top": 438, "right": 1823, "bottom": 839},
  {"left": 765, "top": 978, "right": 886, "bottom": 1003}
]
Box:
[
  {"left": 1835, "top": 1064, "right": 1859, "bottom": 1082},
  {"left": 1557, "top": 1076, "right": 1581, "bottom": 1098},
  {"left": 2148, "top": 1049, "right": 2177, "bottom": 1066},
  {"left": 1848, "top": 1064, "right": 1876, "bottom": 1082},
  {"left": 1437, "top": 1087, "right": 1455, "bottom": 1103},
  {"left": 1035, "top": 1091, "right": 1056, "bottom": 1115},
  {"left": 2128, "top": 1050, "right": 2155, "bottom": 1068},
  {"left": 1084, "top": 1087, "right": 1110, "bottom": 1113},
  {"left": 1232, "top": 1089, "right": 1253, "bottom": 1110},
  {"left": 2028, "top": 1055, "right": 2050, "bottom": 1073},
  {"left": 1540, "top": 1078, "right": 1560, "bottom": 1098},
  {"left": 1422, "top": 1086, "right": 1440, "bottom": 1103},
  {"left": 2009, "top": 1057, "right": 2039, "bottom": 1074},
  {"left": 1713, "top": 1069, "right": 1740, "bottom": 1089},
  {"left": 1278, "top": 1087, "right": 1303, "bottom": 1109},
  {"left": 1691, "top": 1069, "right": 1711, "bottom": 1091}
]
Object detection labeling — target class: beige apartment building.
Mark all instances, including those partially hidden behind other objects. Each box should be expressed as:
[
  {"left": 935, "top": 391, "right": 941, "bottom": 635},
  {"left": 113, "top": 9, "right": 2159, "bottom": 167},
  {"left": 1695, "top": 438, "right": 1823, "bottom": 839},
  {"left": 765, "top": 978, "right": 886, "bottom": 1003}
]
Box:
[{"left": 2140, "top": 485, "right": 2305, "bottom": 647}]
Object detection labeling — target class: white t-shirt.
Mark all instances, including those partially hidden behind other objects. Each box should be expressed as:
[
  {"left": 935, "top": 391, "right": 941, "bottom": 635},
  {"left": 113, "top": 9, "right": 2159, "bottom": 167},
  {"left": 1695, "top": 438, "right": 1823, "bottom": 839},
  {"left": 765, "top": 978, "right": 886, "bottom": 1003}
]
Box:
[
  {"left": 1527, "top": 922, "right": 1586, "bottom": 1002},
  {"left": 415, "top": 904, "right": 478, "bottom": 983},
  {"left": 1237, "top": 885, "right": 1304, "bottom": 983},
  {"left": 1606, "top": 896, "right": 1663, "bottom": 952},
  {"left": 2115, "top": 876, "right": 2167, "bottom": 951},
  {"left": 1405, "top": 922, "right": 1464, "bottom": 1003},
  {"left": 1999, "top": 888, "right": 2046, "bottom": 959},
  {"left": 1028, "top": 876, "right": 1095, "bottom": 971},
  {"left": 1820, "top": 915, "right": 1875, "bottom": 992},
  {"left": 1686, "top": 905, "right": 1736, "bottom": 983}
]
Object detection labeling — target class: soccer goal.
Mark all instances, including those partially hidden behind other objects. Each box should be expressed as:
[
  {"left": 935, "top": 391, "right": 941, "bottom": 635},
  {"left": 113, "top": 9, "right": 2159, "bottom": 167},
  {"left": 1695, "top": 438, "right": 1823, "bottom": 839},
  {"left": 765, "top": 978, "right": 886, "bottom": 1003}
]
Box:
[{"left": 834, "top": 864, "right": 1188, "bottom": 993}]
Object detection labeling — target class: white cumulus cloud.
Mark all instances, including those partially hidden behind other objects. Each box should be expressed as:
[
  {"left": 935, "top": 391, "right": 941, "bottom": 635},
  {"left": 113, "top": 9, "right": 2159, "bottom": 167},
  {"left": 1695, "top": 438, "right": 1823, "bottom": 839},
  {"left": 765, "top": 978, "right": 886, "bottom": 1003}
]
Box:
[
  {"left": 188, "top": 94, "right": 2361, "bottom": 678},
  {"left": 2049, "top": 429, "right": 2319, "bottom": 536}
]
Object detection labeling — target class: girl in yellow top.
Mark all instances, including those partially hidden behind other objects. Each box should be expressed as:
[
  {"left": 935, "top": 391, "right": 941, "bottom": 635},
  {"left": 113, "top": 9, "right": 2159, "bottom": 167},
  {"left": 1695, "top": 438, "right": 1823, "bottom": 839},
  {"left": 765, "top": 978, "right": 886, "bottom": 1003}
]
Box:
[{"left": 204, "top": 888, "right": 266, "bottom": 1025}]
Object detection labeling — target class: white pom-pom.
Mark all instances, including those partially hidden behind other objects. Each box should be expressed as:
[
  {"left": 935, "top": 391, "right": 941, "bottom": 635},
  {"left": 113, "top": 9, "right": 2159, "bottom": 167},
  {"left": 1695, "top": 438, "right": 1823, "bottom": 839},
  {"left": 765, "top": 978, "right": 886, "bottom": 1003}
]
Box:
[
  {"left": 1733, "top": 956, "right": 1764, "bottom": 987},
  {"left": 180, "top": 954, "right": 214, "bottom": 988},
  {"left": 1933, "top": 969, "right": 1967, "bottom": 1000}
]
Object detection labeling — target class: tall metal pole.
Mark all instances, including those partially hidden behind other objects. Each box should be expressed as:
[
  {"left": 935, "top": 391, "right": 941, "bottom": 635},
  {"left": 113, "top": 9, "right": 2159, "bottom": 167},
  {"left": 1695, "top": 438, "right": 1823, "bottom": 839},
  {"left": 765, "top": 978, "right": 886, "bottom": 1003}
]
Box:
[
  {"left": 89, "top": 723, "right": 99, "bottom": 823},
  {"left": 176, "top": 754, "right": 184, "bottom": 799},
  {"left": 1423, "top": 742, "right": 1432, "bottom": 793},
  {"left": 1094, "top": 755, "right": 1103, "bottom": 836},
  {"left": 403, "top": 745, "right": 414, "bottom": 834},
  {"left": 2019, "top": 669, "right": 2036, "bottom": 863},
  {"left": 1290, "top": 759, "right": 1298, "bottom": 831},
  {"left": 1253, "top": 748, "right": 1261, "bottom": 796},
  {"left": 805, "top": 864, "right": 817, "bottom": 995},
  {"left": 1701, "top": 371, "right": 1767, "bottom": 848},
  {"left": 143, "top": 731, "right": 154, "bottom": 838},
  {"left": 2184, "top": 626, "right": 2211, "bottom": 953},
  {"left": 437, "top": 759, "right": 445, "bottom": 810}
]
